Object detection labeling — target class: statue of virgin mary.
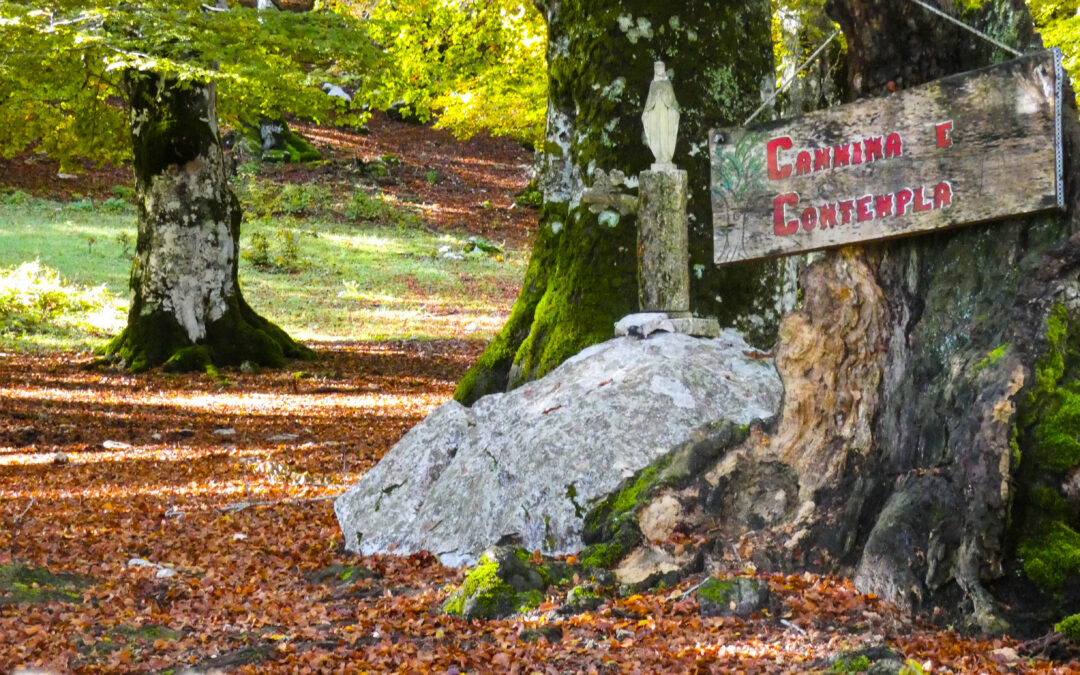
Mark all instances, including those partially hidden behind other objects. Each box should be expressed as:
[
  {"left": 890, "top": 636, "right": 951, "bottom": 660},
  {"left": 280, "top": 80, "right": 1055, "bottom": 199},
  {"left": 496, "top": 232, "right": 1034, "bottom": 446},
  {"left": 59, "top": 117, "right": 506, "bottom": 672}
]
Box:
[{"left": 641, "top": 61, "right": 680, "bottom": 170}]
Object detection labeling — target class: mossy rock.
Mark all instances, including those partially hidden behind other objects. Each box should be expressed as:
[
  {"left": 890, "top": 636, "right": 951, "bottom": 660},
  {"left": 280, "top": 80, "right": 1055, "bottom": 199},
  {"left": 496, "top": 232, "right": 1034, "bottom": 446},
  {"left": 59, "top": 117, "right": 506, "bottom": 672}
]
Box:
[
  {"left": 564, "top": 584, "right": 605, "bottom": 613},
  {"left": 0, "top": 563, "right": 93, "bottom": 605},
  {"left": 696, "top": 576, "right": 770, "bottom": 619},
  {"left": 827, "top": 646, "right": 905, "bottom": 674},
  {"left": 1056, "top": 613, "right": 1080, "bottom": 643},
  {"left": 580, "top": 422, "right": 748, "bottom": 570},
  {"left": 442, "top": 547, "right": 546, "bottom": 620},
  {"left": 520, "top": 625, "right": 564, "bottom": 643}
]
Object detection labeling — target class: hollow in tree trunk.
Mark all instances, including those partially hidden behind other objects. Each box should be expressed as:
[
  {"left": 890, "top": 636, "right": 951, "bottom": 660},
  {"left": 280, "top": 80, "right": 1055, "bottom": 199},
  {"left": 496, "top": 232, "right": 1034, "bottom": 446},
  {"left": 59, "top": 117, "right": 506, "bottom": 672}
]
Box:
[{"left": 106, "top": 72, "right": 312, "bottom": 372}]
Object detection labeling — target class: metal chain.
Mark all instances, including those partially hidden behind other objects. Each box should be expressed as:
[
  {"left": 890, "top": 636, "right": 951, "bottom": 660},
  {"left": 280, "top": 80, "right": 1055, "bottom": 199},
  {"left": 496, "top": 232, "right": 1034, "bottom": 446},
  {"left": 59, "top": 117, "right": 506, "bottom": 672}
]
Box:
[
  {"left": 744, "top": 0, "right": 1025, "bottom": 127},
  {"left": 744, "top": 29, "right": 840, "bottom": 126},
  {"left": 905, "top": 0, "right": 1022, "bottom": 57}
]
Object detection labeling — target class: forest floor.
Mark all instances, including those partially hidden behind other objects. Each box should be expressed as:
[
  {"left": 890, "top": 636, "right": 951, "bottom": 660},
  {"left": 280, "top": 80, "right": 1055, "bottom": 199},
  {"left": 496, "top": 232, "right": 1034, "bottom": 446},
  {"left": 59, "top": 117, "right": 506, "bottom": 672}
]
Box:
[{"left": 1, "top": 116, "right": 1079, "bottom": 673}]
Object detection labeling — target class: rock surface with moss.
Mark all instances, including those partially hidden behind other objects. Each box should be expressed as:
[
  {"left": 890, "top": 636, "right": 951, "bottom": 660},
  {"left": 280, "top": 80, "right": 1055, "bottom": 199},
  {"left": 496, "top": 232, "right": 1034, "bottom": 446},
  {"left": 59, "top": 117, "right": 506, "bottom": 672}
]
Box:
[
  {"left": 442, "top": 547, "right": 547, "bottom": 620},
  {"left": 695, "top": 576, "right": 771, "bottom": 619},
  {"left": 335, "top": 330, "right": 781, "bottom": 567},
  {"left": 105, "top": 72, "right": 312, "bottom": 372},
  {"left": 455, "top": 0, "right": 795, "bottom": 404}
]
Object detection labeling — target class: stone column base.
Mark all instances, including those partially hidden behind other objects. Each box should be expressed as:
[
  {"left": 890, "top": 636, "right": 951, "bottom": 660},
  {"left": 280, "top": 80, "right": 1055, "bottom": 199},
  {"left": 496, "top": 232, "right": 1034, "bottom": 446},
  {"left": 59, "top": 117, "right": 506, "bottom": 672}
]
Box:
[{"left": 614, "top": 312, "right": 721, "bottom": 339}]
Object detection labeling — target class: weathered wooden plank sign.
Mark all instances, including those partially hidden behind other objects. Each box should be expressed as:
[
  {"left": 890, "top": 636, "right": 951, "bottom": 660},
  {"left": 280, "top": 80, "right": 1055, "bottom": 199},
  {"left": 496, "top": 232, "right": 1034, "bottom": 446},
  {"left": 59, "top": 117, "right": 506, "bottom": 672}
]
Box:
[{"left": 711, "top": 49, "right": 1065, "bottom": 265}]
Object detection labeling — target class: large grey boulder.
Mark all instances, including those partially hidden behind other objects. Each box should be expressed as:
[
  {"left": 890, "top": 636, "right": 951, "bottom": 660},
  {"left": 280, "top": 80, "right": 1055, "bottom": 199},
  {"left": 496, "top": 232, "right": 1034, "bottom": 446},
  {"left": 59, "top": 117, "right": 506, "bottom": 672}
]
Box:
[{"left": 335, "top": 330, "right": 783, "bottom": 567}]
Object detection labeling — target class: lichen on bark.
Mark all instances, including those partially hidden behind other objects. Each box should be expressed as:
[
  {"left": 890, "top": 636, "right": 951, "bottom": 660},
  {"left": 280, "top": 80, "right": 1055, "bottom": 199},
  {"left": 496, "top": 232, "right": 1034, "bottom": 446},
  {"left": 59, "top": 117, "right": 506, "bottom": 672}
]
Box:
[
  {"left": 106, "top": 71, "right": 311, "bottom": 372},
  {"left": 456, "top": 0, "right": 785, "bottom": 404}
]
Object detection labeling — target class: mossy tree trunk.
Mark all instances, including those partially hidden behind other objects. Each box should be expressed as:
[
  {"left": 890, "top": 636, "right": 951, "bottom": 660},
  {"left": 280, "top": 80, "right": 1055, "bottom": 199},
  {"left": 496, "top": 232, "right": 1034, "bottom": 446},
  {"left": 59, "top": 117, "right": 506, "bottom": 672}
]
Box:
[
  {"left": 456, "top": 0, "right": 791, "bottom": 404},
  {"left": 820, "top": 0, "right": 1078, "bottom": 633},
  {"left": 578, "top": 0, "right": 1080, "bottom": 635},
  {"left": 759, "top": 0, "right": 1078, "bottom": 632},
  {"left": 106, "top": 71, "right": 312, "bottom": 372}
]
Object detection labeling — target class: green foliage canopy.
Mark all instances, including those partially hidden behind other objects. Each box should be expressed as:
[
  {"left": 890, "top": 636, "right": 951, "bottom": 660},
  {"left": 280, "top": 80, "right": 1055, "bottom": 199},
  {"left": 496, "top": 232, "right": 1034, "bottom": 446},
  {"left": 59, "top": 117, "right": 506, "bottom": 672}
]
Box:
[
  {"left": 1028, "top": 0, "right": 1080, "bottom": 87},
  {"left": 0, "top": 1, "right": 380, "bottom": 170},
  {"left": 363, "top": 0, "right": 547, "bottom": 146}
]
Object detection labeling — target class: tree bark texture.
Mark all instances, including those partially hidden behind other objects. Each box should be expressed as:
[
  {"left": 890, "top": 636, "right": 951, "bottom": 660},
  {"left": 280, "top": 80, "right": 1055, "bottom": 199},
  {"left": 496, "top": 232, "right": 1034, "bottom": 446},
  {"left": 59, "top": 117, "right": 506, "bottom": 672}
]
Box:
[
  {"left": 586, "top": 0, "right": 1080, "bottom": 634},
  {"left": 106, "top": 72, "right": 312, "bottom": 372},
  {"left": 455, "top": 0, "right": 789, "bottom": 404}
]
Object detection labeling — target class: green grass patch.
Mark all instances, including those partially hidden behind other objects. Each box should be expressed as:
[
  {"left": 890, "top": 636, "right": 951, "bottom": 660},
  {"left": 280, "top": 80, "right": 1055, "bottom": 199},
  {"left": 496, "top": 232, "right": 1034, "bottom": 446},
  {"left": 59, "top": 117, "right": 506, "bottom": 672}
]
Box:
[{"left": 0, "top": 195, "right": 526, "bottom": 352}]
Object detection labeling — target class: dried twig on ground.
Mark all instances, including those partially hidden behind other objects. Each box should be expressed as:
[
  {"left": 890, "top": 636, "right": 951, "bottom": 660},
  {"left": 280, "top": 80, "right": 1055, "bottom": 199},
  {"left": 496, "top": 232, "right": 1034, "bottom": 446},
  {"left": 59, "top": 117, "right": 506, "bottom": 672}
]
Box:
[{"left": 13, "top": 489, "right": 35, "bottom": 523}]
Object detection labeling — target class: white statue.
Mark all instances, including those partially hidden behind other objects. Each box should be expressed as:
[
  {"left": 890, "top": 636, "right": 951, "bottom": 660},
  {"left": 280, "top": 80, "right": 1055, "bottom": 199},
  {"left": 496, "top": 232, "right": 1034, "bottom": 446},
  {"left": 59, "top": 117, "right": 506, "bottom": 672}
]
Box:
[{"left": 642, "top": 61, "right": 680, "bottom": 170}]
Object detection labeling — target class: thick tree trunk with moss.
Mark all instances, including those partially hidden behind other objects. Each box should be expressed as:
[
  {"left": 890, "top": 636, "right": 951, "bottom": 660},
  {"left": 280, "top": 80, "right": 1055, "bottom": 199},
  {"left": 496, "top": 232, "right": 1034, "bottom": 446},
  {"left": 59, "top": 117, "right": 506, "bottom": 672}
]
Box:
[
  {"left": 817, "top": 0, "right": 1077, "bottom": 633},
  {"left": 579, "top": 0, "right": 1080, "bottom": 635},
  {"left": 106, "top": 72, "right": 311, "bottom": 372},
  {"left": 456, "top": 0, "right": 793, "bottom": 404}
]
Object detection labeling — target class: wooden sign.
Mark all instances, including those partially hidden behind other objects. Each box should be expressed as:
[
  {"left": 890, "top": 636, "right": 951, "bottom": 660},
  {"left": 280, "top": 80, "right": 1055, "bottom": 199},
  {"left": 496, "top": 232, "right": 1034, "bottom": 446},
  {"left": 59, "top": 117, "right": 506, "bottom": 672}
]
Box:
[{"left": 711, "top": 49, "right": 1065, "bottom": 265}]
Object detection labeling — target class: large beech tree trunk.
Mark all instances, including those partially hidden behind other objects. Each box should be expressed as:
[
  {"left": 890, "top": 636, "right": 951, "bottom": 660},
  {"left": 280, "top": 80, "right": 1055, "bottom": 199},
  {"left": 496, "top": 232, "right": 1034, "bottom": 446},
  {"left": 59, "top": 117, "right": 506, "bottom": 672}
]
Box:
[
  {"left": 455, "top": 0, "right": 791, "bottom": 404},
  {"left": 106, "top": 72, "right": 311, "bottom": 372},
  {"left": 583, "top": 0, "right": 1080, "bottom": 635}
]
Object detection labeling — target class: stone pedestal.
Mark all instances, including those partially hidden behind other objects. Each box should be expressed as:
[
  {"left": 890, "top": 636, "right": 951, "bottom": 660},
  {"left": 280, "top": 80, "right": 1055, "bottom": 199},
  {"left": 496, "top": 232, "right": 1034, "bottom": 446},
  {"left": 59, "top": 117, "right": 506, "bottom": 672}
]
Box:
[{"left": 638, "top": 169, "right": 690, "bottom": 312}]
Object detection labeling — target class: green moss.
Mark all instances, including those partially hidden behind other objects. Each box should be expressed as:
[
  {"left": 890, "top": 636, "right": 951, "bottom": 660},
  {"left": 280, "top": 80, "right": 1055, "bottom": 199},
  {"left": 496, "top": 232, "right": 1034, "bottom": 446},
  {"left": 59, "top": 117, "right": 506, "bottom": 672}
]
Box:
[
  {"left": 566, "top": 585, "right": 601, "bottom": 604},
  {"left": 1055, "top": 613, "right": 1080, "bottom": 643},
  {"left": 163, "top": 345, "right": 212, "bottom": 373},
  {"left": 442, "top": 553, "right": 512, "bottom": 618},
  {"left": 579, "top": 542, "right": 625, "bottom": 569},
  {"left": 111, "top": 624, "right": 183, "bottom": 641},
  {"left": 244, "top": 125, "right": 320, "bottom": 164},
  {"left": 537, "top": 560, "right": 575, "bottom": 587},
  {"left": 696, "top": 578, "right": 736, "bottom": 605},
  {"left": 1018, "top": 520, "right": 1080, "bottom": 590},
  {"left": 304, "top": 563, "right": 377, "bottom": 585},
  {"left": 107, "top": 286, "right": 312, "bottom": 373},
  {"left": 516, "top": 589, "right": 543, "bottom": 612},
  {"left": 0, "top": 563, "right": 92, "bottom": 605},
  {"left": 442, "top": 550, "right": 543, "bottom": 620},
  {"left": 830, "top": 655, "right": 872, "bottom": 674},
  {"left": 281, "top": 127, "right": 320, "bottom": 163},
  {"left": 1013, "top": 303, "right": 1080, "bottom": 593},
  {"left": 580, "top": 461, "right": 669, "bottom": 569},
  {"left": 973, "top": 343, "right": 1011, "bottom": 373}
]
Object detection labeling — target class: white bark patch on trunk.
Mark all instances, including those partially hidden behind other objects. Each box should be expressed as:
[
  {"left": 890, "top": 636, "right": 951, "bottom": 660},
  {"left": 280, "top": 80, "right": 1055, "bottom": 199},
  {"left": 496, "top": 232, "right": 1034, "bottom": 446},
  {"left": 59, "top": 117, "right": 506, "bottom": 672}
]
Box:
[
  {"left": 136, "top": 150, "right": 234, "bottom": 343},
  {"left": 540, "top": 104, "right": 583, "bottom": 207}
]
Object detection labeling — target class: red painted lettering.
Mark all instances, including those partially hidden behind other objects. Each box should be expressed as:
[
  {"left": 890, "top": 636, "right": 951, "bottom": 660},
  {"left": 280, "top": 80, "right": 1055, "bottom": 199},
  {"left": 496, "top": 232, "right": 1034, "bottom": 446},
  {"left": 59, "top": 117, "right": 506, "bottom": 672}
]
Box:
[
  {"left": 936, "top": 121, "right": 953, "bottom": 148},
  {"left": 895, "top": 188, "right": 913, "bottom": 215},
  {"left": 801, "top": 207, "right": 817, "bottom": 232},
  {"left": 819, "top": 204, "right": 838, "bottom": 229},
  {"left": 814, "top": 148, "right": 831, "bottom": 172},
  {"left": 864, "top": 136, "right": 884, "bottom": 162},
  {"left": 795, "top": 151, "right": 812, "bottom": 176},
  {"left": 839, "top": 200, "right": 855, "bottom": 224},
  {"left": 885, "top": 133, "right": 903, "bottom": 158},
  {"left": 856, "top": 195, "right": 874, "bottom": 222},
  {"left": 914, "top": 187, "right": 932, "bottom": 212},
  {"left": 875, "top": 194, "right": 893, "bottom": 218},
  {"left": 934, "top": 181, "right": 953, "bottom": 208},
  {"left": 852, "top": 142, "right": 863, "bottom": 164},
  {"left": 773, "top": 193, "right": 800, "bottom": 235},
  {"left": 833, "top": 144, "right": 850, "bottom": 167},
  {"left": 767, "top": 137, "right": 793, "bottom": 180}
]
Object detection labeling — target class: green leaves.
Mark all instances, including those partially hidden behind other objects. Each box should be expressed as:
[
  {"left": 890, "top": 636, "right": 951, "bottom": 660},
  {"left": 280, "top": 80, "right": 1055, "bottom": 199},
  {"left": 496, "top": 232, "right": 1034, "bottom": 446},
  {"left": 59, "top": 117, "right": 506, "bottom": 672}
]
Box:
[
  {"left": 366, "top": 0, "right": 547, "bottom": 146},
  {"left": 0, "top": 1, "right": 380, "bottom": 169}
]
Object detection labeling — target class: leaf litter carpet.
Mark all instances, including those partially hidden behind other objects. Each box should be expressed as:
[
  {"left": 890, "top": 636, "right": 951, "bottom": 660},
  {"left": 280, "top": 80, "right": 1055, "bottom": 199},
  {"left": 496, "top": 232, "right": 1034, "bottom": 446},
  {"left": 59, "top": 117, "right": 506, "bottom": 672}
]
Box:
[
  {"left": 2, "top": 115, "right": 1079, "bottom": 673},
  {"left": 0, "top": 344, "right": 1076, "bottom": 674}
]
